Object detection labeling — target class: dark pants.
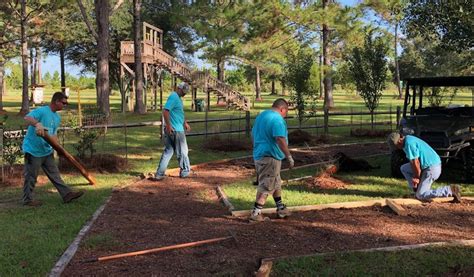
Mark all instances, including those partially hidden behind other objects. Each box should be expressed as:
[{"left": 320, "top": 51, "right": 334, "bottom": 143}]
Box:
[{"left": 23, "top": 153, "right": 71, "bottom": 203}]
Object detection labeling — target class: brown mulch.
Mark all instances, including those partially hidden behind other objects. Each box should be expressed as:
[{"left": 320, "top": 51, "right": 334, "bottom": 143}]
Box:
[
  {"left": 202, "top": 135, "right": 252, "bottom": 152},
  {"left": 59, "top": 154, "right": 128, "bottom": 174},
  {"left": 288, "top": 129, "right": 329, "bottom": 145},
  {"left": 63, "top": 142, "right": 474, "bottom": 275}
]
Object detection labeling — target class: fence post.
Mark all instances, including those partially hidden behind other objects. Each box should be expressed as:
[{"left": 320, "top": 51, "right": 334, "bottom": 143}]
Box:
[
  {"left": 0, "top": 125, "right": 3, "bottom": 183},
  {"left": 324, "top": 107, "right": 329, "bottom": 134},
  {"left": 396, "top": 106, "right": 401, "bottom": 129},
  {"left": 245, "top": 111, "right": 250, "bottom": 137}
]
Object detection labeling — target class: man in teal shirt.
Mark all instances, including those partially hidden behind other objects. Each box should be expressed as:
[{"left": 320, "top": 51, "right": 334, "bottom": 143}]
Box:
[
  {"left": 388, "top": 133, "right": 461, "bottom": 202},
  {"left": 22, "top": 92, "right": 84, "bottom": 206},
  {"left": 250, "top": 98, "right": 294, "bottom": 222},
  {"left": 152, "top": 83, "right": 191, "bottom": 180}
]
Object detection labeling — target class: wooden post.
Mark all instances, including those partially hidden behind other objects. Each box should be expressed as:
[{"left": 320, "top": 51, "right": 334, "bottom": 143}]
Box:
[
  {"left": 245, "top": 111, "right": 251, "bottom": 137},
  {"left": 159, "top": 73, "right": 163, "bottom": 111},
  {"left": 324, "top": 107, "right": 329, "bottom": 134},
  {"left": 396, "top": 106, "right": 401, "bottom": 129},
  {"left": 41, "top": 133, "right": 97, "bottom": 185}
]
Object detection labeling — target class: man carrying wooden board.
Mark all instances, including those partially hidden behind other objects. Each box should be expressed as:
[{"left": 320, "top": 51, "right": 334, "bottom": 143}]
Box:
[{"left": 22, "top": 92, "right": 84, "bottom": 206}]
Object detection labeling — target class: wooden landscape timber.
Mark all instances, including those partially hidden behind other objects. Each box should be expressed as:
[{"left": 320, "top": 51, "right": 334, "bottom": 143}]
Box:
[
  {"left": 256, "top": 239, "right": 474, "bottom": 276},
  {"left": 216, "top": 185, "right": 235, "bottom": 212},
  {"left": 81, "top": 232, "right": 238, "bottom": 263},
  {"left": 230, "top": 197, "right": 474, "bottom": 217},
  {"left": 41, "top": 133, "right": 97, "bottom": 185},
  {"left": 386, "top": 199, "right": 408, "bottom": 216}
]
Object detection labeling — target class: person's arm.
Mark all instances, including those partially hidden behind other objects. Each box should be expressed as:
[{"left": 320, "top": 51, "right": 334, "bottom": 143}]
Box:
[
  {"left": 410, "top": 158, "right": 421, "bottom": 188},
  {"left": 276, "top": 136, "right": 294, "bottom": 168},
  {"left": 24, "top": 116, "right": 46, "bottom": 137},
  {"left": 163, "top": 109, "right": 174, "bottom": 134},
  {"left": 184, "top": 120, "right": 191, "bottom": 132}
]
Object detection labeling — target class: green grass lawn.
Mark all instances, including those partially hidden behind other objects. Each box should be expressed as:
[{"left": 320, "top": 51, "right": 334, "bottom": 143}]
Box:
[
  {"left": 224, "top": 155, "right": 474, "bottom": 211},
  {"left": 272, "top": 246, "right": 474, "bottom": 276}
]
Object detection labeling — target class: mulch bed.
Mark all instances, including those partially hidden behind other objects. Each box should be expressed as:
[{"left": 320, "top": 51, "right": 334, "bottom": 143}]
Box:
[{"left": 62, "top": 142, "right": 474, "bottom": 275}]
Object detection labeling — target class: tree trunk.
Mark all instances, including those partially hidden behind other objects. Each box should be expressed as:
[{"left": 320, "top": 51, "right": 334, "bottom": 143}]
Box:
[
  {"left": 19, "top": 0, "right": 29, "bottom": 115},
  {"left": 95, "top": 0, "right": 111, "bottom": 116},
  {"left": 37, "top": 47, "right": 42, "bottom": 84},
  {"left": 271, "top": 79, "right": 276, "bottom": 95},
  {"left": 0, "top": 60, "right": 5, "bottom": 111},
  {"left": 133, "top": 0, "right": 145, "bottom": 114},
  {"left": 60, "top": 47, "right": 66, "bottom": 92},
  {"left": 255, "top": 66, "right": 261, "bottom": 100},
  {"left": 30, "top": 48, "right": 36, "bottom": 86},
  {"left": 217, "top": 59, "right": 225, "bottom": 81},
  {"left": 319, "top": 51, "right": 323, "bottom": 99},
  {"left": 394, "top": 22, "right": 402, "bottom": 99},
  {"left": 322, "top": 0, "right": 334, "bottom": 109},
  {"left": 281, "top": 80, "right": 287, "bottom": 96}
]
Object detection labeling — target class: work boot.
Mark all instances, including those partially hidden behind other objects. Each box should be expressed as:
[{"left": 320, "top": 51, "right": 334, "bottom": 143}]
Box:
[
  {"left": 249, "top": 210, "right": 270, "bottom": 222},
  {"left": 149, "top": 175, "right": 165, "bottom": 181},
  {"left": 23, "top": 200, "right": 42, "bottom": 207},
  {"left": 63, "top": 191, "right": 84, "bottom": 203},
  {"left": 276, "top": 204, "right": 291, "bottom": 219},
  {"left": 450, "top": 185, "right": 462, "bottom": 203}
]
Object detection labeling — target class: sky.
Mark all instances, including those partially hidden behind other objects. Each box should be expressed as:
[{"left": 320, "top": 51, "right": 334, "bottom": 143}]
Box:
[{"left": 41, "top": 0, "right": 361, "bottom": 78}]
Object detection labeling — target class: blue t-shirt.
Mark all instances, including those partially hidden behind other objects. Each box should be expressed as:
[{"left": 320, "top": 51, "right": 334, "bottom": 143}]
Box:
[
  {"left": 403, "top": 135, "right": 441, "bottom": 169},
  {"left": 22, "top": 106, "right": 61, "bottom": 157},
  {"left": 164, "top": 91, "right": 185, "bottom": 132},
  {"left": 252, "top": 110, "right": 288, "bottom": 161}
]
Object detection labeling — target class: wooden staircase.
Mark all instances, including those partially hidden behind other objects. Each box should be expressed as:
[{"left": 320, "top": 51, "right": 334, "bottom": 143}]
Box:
[{"left": 121, "top": 41, "right": 249, "bottom": 111}]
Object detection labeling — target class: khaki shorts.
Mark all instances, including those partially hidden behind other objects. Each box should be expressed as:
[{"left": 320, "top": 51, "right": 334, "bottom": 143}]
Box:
[{"left": 255, "top": 157, "right": 282, "bottom": 194}]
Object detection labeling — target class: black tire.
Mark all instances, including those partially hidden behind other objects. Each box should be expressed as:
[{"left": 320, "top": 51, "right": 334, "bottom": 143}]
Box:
[
  {"left": 465, "top": 146, "right": 474, "bottom": 183},
  {"left": 391, "top": 149, "right": 407, "bottom": 178}
]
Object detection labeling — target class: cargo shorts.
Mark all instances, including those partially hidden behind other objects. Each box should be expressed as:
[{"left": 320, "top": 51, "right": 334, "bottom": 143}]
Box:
[{"left": 255, "top": 157, "right": 282, "bottom": 195}]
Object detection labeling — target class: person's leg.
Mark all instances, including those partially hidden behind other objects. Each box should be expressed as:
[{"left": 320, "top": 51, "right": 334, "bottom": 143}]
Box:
[
  {"left": 175, "top": 132, "right": 191, "bottom": 178},
  {"left": 400, "top": 163, "right": 416, "bottom": 192},
  {"left": 41, "top": 154, "right": 71, "bottom": 199},
  {"left": 250, "top": 157, "right": 279, "bottom": 221},
  {"left": 415, "top": 164, "right": 450, "bottom": 200},
  {"left": 23, "top": 153, "right": 42, "bottom": 204},
  {"left": 155, "top": 132, "right": 176, "bottom": 177}
]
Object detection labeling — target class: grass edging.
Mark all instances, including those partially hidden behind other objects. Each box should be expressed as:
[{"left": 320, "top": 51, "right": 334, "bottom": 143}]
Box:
[
  {"left": 231, "top": 197, "right": 474, "bottom": 217},
  {"left": 48, "top": 196, "right": 112, "bottom": 277},
  {"left": 257, "top": 239, "right": 474, "bottom": 277}
]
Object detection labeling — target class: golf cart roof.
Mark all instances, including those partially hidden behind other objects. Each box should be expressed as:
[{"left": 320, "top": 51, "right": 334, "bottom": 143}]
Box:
[{"left": 404, "top": 76, "right": 474, "bottom": 87}]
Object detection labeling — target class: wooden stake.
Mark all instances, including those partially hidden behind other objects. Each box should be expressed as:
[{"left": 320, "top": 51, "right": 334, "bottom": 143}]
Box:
[{"left": 41, "top": 133, "right": 97, "bottom": 185}]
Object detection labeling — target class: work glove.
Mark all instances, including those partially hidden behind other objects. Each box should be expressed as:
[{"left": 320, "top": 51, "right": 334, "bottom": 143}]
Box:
[
  {"left": 35, "top": 122, "right": 45, "bottom": 137},
  {"left": 287, "top": 155, "right": 295, "bottom": 169}
]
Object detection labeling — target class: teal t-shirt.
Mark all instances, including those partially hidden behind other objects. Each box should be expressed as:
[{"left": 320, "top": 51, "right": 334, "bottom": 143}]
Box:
[
  {"left": 22, "top": 106, "right": 61, "bottom": 157},
  {"left": 403, "top": 135, "right": 441, "bottom": 169},
  {"left": 252, "top": 110, "right": 288, "bottom": 161},
  {"left": 164, "top": 91, "right": 185, "bottom": 132}
]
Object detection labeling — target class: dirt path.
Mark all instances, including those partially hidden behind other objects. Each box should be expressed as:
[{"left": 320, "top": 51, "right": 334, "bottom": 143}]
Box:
[{"left": 64, "top": 143, "right": 474, "bottom": 276}]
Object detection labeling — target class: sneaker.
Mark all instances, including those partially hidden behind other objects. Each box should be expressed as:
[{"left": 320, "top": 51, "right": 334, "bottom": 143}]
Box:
[
  {"left": 149, "top": 175, "right": 165, "bottom": 181},
  {"left": 63, "top": 191, "right": 84, "bottom": 203},
  {"left": 277, "top": 205, "right": 291, "bottom": 219},
  {"left": 450, "top": 185, "right": 462, "bottom": 203},
  {"left": 249, "top": 211, "right": 270, "bottom": 222},
  {"left": 23, "top": 200, "right": 42, "bottom": 207}
]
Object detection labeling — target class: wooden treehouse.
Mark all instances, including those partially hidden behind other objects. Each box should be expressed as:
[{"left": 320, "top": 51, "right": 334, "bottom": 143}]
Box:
[{"left": 120, "top": 22, "right": 249, "bottom": 112}]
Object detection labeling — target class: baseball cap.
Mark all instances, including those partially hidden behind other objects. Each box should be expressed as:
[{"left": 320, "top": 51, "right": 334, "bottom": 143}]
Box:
[
  {"left": 387, "top": 132, "right": 401, "bottom": 151},
  {"left": 177, "top": 82, "right": 189, "bottom": 92}
]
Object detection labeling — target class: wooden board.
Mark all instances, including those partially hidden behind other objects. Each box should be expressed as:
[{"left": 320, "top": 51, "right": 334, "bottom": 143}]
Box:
[{"left": 386, "top": 199, "right": 408, "bottom": 216}]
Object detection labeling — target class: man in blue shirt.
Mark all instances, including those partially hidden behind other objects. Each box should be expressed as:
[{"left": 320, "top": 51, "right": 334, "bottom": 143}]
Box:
[
  {"left": 22, "top": 92, "right": 84, "bottom": 206},
  {"left": 388, "top": 132, "right": 461, "bottom": 202},
  {"left": 250, "top": 98, "right": 294, "bottom": 222},
  {"left": 152, "top": 83, "right": 191, "bottom": 180}
]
